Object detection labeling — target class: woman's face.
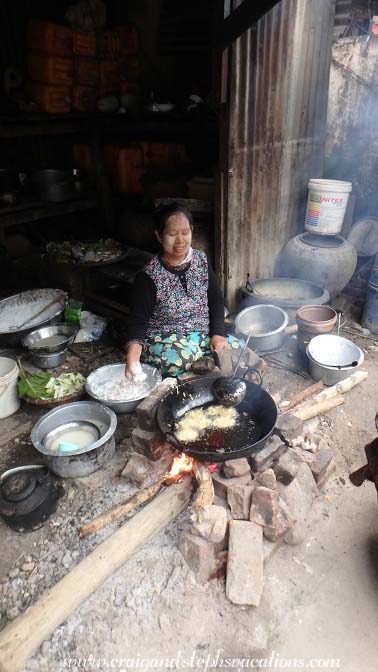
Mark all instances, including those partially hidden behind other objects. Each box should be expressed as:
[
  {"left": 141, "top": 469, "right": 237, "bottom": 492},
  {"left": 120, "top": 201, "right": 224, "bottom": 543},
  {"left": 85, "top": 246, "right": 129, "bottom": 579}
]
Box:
[{"left": 156, "top": 212, "right": 192, "bottom": 261}]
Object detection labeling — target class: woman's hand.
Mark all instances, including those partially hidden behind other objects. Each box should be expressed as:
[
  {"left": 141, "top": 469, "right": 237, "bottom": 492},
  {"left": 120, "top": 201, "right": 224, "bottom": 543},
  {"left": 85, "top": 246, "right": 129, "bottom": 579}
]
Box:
[
  {"left": 125, "top": 342, "right": 143, "bottom": 380},
  {"left": 210, "top": 335, "right": 228, "bottom": 352}
]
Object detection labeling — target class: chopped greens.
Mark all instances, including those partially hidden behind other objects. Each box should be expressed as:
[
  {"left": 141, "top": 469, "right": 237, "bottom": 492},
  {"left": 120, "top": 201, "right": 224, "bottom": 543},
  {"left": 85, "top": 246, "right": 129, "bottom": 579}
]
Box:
[{"left": 18, "top": 361, "right": 85, "bottom": 400}]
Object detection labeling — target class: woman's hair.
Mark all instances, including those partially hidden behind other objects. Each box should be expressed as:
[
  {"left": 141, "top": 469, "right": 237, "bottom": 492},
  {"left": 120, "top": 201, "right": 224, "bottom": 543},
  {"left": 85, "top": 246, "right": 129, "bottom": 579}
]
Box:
[{"left": 154, "top": 202, "right": 193, "bottom": 235}]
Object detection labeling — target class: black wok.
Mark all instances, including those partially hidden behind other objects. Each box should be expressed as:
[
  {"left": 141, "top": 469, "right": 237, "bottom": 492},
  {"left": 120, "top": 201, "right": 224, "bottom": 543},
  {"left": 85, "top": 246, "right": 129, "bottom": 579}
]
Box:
[{"left": 157, "top": 375, "right": 277, "bottom": 463}]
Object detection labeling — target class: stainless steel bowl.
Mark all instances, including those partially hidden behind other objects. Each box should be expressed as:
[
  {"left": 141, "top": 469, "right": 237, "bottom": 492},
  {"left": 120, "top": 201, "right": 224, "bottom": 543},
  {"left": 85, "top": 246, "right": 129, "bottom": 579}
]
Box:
[
  {"left": 85, "top": 363, "right": 162, "bottom": 413},
  {"left": 22, "top": 323, "right": 78, "bottom": 353},
  {"left": 31, "top": 401, "right": 117, "bottom": 478},
  {"left": 31, "top": 350, "right": 67, "bottom": 369},
  {"left": 235, "top": 304, "right": 289, "bottom": 352},
  {"left": 307, "top": 334, "right": 364, "bottom": 369}
]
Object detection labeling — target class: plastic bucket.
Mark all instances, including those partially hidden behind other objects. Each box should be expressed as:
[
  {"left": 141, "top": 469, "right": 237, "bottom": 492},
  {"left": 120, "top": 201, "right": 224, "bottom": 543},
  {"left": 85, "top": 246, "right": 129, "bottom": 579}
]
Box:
[
  {"left": 0, "top": 357, "right": 20, "bottom": 419},
  {"left": 362, "top": 256, "right": 378, "bottom": 334},
  {"left": 305, "top": 179, "right": 352, "bottom": 235}
]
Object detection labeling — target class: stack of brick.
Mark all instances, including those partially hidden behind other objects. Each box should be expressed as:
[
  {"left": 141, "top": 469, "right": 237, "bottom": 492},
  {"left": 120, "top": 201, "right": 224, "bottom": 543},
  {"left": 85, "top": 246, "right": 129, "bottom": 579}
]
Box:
[
  {"left": 120, "top": 359, "right": 337, "bottom": 607},
  {"left": 179, "top": 419, "right": 337, "bottom": 606}
]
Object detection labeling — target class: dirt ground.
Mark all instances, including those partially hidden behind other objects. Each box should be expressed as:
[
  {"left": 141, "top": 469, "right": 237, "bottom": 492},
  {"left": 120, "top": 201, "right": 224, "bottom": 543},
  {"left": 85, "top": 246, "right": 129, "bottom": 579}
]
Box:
[{"left": 0, "top": 328, "right": 377, "bottom": 672}]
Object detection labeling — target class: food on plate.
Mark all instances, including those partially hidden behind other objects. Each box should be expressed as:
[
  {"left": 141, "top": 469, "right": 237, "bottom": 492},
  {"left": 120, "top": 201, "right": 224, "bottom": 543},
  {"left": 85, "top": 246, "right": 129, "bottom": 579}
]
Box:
[{"left": 44, "top": 238, "right": 123, "bottom": 265}]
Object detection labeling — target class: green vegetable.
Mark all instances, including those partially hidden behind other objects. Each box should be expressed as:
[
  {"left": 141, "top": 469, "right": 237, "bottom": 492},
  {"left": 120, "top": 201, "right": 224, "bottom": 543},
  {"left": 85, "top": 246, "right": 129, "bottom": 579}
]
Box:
[
  {"left": 18, "top": 361, "right": 53, "bottom": 399},
  {"left": 17, "top": 362, "right": 85, "bottom": 400}
]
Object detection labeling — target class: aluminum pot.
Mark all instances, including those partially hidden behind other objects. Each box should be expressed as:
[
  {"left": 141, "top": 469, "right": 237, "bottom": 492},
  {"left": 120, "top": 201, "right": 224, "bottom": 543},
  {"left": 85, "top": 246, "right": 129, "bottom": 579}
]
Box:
[
  {"left": 85, "top": 363, "right": 162, "bottom": 413},
  {"left": 306, "top": 349, "right": 363, "bottom": 386},
  {"left": 235, "top": 304, "right": 296, "bottom": 352},
  {"left": 31, "top": 401, "right": 117, "bottom": 478}
]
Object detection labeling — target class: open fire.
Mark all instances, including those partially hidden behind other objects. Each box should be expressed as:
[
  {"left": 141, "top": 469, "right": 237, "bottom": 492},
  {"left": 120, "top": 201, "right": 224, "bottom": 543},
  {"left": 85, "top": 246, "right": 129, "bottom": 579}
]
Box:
[{"left": 164, "top": 453, "right": 195, "bottom": 484}]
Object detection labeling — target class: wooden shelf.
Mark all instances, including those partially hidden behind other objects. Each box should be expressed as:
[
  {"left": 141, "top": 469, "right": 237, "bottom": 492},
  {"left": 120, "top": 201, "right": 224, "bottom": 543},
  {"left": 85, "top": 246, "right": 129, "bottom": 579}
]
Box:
[
  {"left": 0, "top": 194, "right": 99, "bottom": 228},
  {"left": 0, "top": 113, "right": 211, "bottom": 141}
]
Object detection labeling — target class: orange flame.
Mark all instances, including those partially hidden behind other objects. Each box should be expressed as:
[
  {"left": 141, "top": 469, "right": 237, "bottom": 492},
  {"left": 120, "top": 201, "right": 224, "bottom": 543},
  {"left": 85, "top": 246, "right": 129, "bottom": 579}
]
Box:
[{"left": 165, "top": 453, "right": 194, "bottom": 481}]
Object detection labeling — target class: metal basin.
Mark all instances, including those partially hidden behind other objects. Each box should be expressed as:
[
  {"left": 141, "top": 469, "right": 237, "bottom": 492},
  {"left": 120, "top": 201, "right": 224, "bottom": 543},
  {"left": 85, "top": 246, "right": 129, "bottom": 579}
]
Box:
[
  {"left": 306, "top": 334, "right": 364, "bottom": 386},
  {"left": 22, "top": 323, "right": 78, "bottom": 354},
  {"left": 85, "top": 363, "right": 162, "bottom": 413},
  {"left": 235, "top": 304, "right": 289, "bottom": 352},
  {"left": 308, "top": 334, "right": 364, "bottom": 369},
  {"left": 31, "top": 401, "right": 117, "bottom": 478},
  {"left": 0, "top": 289, "right": 66, "bottom": 345}
]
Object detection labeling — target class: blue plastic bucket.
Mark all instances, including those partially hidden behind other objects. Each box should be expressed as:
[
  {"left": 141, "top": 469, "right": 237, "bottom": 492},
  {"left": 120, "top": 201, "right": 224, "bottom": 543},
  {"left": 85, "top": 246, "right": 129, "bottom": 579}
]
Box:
[{"left": 362, "top": 256, "right": 378, "bottom": 334}]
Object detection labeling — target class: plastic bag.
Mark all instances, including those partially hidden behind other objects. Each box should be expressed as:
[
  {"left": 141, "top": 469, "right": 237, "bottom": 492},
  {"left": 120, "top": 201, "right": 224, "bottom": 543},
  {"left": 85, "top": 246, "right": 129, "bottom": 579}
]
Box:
[{"left": 74, "top": 310, "right": 107, "bottom": 342}]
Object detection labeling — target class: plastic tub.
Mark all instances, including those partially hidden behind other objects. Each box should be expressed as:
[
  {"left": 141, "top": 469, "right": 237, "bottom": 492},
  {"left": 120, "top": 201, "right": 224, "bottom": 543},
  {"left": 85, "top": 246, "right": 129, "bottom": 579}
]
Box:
[
  {"left": 0, "top": 358, "right": 20, "bottom": 419},
  {"left": 305, "top": 179, "right": 352, "bottom": 235}
]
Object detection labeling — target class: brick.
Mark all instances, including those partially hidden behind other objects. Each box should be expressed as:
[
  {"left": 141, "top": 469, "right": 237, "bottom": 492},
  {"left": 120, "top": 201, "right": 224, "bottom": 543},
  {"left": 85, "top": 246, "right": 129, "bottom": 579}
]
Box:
[
  {"left": 149, "top": 432, "right": 173, "bottom": 461},
  {"left": 121, "top": 453, "right": 150, "bottom": 486},
  {"left": 226, "top": 520, "right": 263, "bottom": 606},
  {"left": 310, "top": 448, "right": 334, "bottom": 484},
  {"left": 256, "top": 469, "right": 277, "bottom": 490},
  {"left": 223, "top": 458, "right": 251, "bottom": 479},
  {"left": 227, "top": 484, "right": 254, "bottom": 520},
  {"left": 273, "top": 449, "right": 302, "bottom": 485},
  {"left": 249, "top": 435, "right": 287, "bottom": 472},
  {"left": 213, "top": 348, "right": 234, "bottom": 376},
  {"left": 192, "top": 505, "right": 228, "bottom": 544},
  {"left": 191, "top": 356, "right": 215, "bottom": 375},
  {"left": 121, "top": 451, "right": 173, "bottom": 488},
  {"left": 136, "top": 378, "right": 177, "bottom": 430},
  {"left": 178, "top": 531, "right": 216, "bottom": 584},
  {"left": 131, "top": 427, "right": 155, "bottom": 455},
  {"left": 211, "top": 470, "right": 252, "bottom": 499},
  {"left": 275, "top": 414, "right": 303, "bottom": 445},
  {"left": 249, "top": 487, "right": 295, "bottom": 542}
]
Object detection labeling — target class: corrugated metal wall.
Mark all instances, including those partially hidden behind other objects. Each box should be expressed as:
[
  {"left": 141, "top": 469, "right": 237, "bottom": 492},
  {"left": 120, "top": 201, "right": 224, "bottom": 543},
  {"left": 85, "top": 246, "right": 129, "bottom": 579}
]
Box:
[{"left": 223, "top": 0, "right": 336, "bottom": 307}]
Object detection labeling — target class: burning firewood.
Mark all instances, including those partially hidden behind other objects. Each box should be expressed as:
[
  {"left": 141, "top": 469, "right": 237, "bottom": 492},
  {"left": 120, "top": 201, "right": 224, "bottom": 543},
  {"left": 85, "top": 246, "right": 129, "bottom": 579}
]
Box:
[
  {"left": 191, "top": 461, "right": 215, "bottom": 520},
  {"left": 80, "top": 452, "right": 195, "bottom": 538}
]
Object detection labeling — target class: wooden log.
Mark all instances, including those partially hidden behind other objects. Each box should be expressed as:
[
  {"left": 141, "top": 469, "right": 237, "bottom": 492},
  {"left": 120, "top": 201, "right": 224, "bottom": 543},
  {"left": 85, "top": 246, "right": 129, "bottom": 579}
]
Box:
[
  {"left": 79, "top": 479, "right": 163, "bottom": 538},
  {"left": 297, "top": 370, "right": 368, "bottom": 407},
  {"left": 279, "top": 381, "right": 324, "bottom": 413},
  {"left": 192, "top": 462, "right": 215, "bottom": 514},
  {"left": 292, "top": 394, "right": 344, "bottom": 420},
  {"left": 0, "top": 477, "right": 193, "bottom": 672}
]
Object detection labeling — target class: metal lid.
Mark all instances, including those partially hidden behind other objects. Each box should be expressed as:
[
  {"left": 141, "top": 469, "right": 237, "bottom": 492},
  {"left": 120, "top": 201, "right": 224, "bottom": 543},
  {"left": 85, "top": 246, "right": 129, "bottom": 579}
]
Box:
[{"left": 348, "top": 217, "right": 378, "bottom": 257}]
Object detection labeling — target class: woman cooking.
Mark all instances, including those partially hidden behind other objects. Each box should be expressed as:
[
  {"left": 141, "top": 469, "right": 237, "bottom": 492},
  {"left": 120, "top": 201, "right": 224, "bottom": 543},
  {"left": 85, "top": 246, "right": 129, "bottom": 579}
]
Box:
[{"left": 125, "top": 203, "right": 241, "bottom": 379}]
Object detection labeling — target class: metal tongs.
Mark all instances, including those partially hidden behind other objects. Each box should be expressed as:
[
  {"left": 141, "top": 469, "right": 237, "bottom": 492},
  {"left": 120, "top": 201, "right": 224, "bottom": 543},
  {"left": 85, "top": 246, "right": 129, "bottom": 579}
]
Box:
[{"left": 212, "top": 335, "right": 252, "bottom": 407}]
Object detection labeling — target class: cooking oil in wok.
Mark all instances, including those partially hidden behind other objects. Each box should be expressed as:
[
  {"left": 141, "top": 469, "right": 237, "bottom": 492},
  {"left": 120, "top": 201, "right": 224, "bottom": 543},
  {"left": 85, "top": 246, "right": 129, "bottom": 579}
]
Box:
[{"left": 175, "top": 405, "right": 260, "bottom": 454}]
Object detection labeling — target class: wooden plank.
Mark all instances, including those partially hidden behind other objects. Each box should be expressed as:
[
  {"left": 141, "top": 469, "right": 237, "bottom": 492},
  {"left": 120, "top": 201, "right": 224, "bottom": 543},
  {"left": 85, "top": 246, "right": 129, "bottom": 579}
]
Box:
[{"left": 0, "top": 196, "right": 98, "bottom": 229}]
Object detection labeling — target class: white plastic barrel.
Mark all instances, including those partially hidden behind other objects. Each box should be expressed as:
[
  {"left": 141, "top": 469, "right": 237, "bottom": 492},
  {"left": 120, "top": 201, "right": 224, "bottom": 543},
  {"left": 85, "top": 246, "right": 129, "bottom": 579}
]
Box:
[
  {"left": 305, "top": 179, "right": 352, "bottom": 235},
  {"left": 0, "top": 358, "right": 20, "bottom": 419}
]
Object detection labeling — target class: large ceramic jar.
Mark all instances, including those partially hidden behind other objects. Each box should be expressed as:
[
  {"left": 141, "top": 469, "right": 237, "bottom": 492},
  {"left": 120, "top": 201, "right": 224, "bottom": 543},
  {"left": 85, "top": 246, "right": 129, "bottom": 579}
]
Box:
[{"left": 277, "top": 233, "right": 357, "bottom": 297}]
